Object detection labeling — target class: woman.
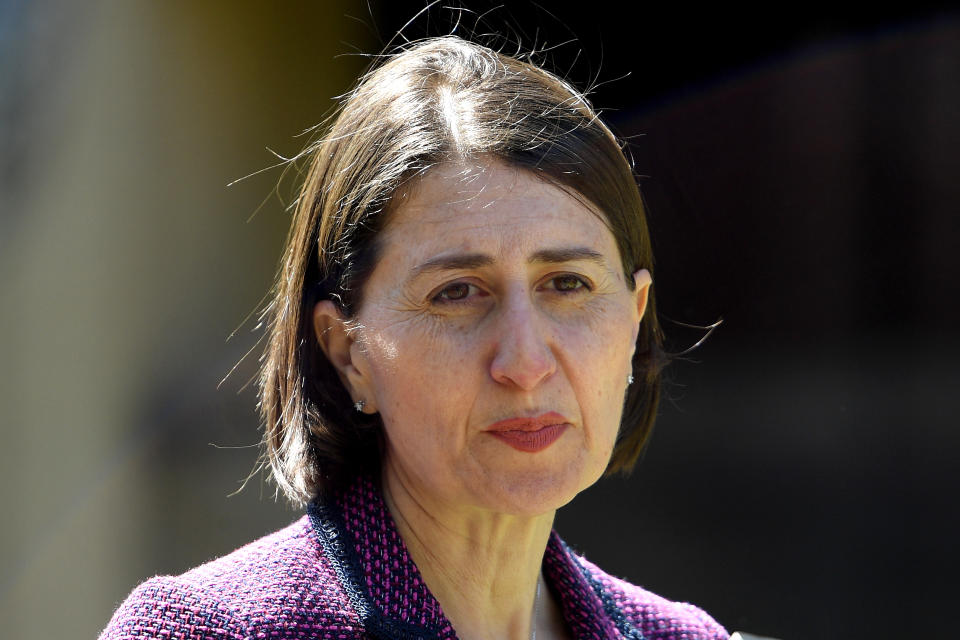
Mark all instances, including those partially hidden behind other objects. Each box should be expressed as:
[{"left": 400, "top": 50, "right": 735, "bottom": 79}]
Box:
[{"left": 101, "top": 36, "right": 728, "bottom": 640}]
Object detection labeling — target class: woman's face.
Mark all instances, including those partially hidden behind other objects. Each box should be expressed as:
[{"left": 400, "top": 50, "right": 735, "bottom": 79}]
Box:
[{"left": 319, "top": 160, "right": 650, "bottom": 517}]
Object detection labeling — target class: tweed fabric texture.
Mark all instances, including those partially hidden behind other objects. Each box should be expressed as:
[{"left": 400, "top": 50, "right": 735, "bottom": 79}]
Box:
[{"left": 100, "top": 475, "right": 728, "bottom": 639}]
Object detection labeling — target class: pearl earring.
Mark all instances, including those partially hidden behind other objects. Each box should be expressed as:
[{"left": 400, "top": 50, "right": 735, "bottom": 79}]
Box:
[
  {"left": 627, "top": 374, "right": 635, "bottom": 385},
  {"left": 354, "top": 400, "right": 365, "bottom": 412}
]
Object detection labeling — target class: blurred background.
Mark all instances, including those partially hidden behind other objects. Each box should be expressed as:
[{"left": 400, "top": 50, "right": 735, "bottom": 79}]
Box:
[{"left": 1, "top": 2, "right": 958, "bottom": 638}]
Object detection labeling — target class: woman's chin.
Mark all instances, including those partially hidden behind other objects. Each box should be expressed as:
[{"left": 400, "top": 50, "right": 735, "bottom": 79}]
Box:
[{"left": 463, "top": 461, "right": 600, "bottom": 517}]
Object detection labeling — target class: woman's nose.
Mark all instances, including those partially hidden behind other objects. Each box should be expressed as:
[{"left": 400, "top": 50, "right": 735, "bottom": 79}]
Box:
[{"left": 488, "top": 294, "right": 557, "bottom": 391}]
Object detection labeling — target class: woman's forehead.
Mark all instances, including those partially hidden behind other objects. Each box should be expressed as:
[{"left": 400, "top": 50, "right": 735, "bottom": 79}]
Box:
[{"left": 379, "top": 160, "right": 617, "bottom": 260}]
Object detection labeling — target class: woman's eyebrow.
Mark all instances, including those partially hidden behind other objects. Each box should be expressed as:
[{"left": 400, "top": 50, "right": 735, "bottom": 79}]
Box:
[
  {"left": 412, "top": 253, "right": 494, "bottom": 277},
  {"left": 529, "top": 246, "right": 606, "bottom": 266},
  {"left": 410, "top": 246, "right": 607, "bottom": 279}
]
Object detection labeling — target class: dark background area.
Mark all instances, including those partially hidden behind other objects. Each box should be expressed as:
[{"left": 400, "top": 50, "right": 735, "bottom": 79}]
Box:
[{"left": 2, "top": 2, "right": 957, "bottom": 639}]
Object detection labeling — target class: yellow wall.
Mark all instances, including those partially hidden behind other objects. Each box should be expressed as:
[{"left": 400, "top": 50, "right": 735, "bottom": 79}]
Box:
[{"left": 0, "top": 2, "right": 373, "bottom": 636}]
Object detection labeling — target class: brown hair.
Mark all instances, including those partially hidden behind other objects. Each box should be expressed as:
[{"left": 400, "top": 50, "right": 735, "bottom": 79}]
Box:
[{"left": 259, "top": 36, "right": 667, "bottom": 505}]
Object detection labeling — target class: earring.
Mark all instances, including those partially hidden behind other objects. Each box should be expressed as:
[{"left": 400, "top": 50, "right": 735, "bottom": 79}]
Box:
[
  {"left": 627, "top": 374, "right": 635, "bottom": 385},
  {"left": 354, "top": 400, "right": 365, "bottom": 412}
]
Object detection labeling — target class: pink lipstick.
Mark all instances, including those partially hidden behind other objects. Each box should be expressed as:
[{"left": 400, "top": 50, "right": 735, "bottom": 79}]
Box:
[{"left": 485, "top": 412, "right": 570, "bottom": 453}]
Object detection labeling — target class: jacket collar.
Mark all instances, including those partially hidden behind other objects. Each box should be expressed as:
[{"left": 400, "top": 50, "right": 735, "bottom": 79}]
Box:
[{"left": 307, "top": 474, "right": 641, "bottom": 640}]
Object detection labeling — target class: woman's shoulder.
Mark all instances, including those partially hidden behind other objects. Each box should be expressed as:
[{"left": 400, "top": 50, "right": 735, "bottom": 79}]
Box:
[
  {"left": 575, "top": 552, "right": 729, "bottom": 640},
  {"left": 98, "top": 515, "right": 364, "bottom": 640}
]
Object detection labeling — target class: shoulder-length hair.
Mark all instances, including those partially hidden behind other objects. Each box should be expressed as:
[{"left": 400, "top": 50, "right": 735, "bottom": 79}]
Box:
[{"left": 259, "top": 36, "right": 667, "bottom": 505}]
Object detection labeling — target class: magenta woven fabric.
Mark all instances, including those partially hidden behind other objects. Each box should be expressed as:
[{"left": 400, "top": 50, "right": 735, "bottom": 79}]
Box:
[{"left": 100, "top": 475, "right": 728, "bottom": 639}]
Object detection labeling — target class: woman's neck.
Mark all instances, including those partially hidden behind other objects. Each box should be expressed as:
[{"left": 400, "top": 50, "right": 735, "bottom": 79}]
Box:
[{"left": 381, "top": 462, "right": 558, "bottom": 640}]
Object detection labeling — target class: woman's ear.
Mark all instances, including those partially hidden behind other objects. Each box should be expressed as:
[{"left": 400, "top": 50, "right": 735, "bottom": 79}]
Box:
[
  {"left": 313, "top": 300, "right": 377, "bottom": 413},
  {"left": 632, "top": 269, "right": 652, "bottom": 321},
  {"left": 630, "top": 269, "right": 653, "bottom": 349}
]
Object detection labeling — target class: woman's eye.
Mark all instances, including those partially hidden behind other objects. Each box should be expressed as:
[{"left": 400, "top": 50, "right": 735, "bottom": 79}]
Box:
[
  {"left": 433, "top": 282, "right": 477, "bottom": 303},
  {"left": 549, "top": 274, "right": 588, "bottom": 292}
]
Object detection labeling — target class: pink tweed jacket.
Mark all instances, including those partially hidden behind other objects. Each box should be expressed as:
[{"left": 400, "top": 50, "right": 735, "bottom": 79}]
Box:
[{"left": 100, "top": 475, "right": 728, "bottom": 639}]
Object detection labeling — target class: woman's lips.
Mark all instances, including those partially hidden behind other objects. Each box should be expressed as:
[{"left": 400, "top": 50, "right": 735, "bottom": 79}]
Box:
[{"left": 485, "top": 412, "right": 570, "bottom": 453}]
